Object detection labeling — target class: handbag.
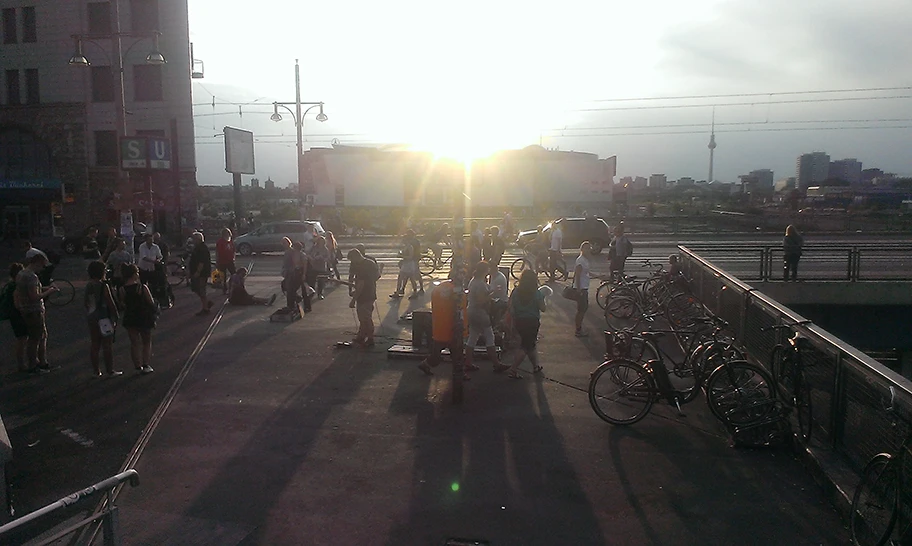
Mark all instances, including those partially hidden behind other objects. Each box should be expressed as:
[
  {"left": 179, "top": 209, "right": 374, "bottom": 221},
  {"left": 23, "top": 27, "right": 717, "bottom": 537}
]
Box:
[
  {"left": 98, "top": 317, "right": 115, "bottom": 337},
  {"left": 561, "top": 285, "right": 579, "bottom": 301}
]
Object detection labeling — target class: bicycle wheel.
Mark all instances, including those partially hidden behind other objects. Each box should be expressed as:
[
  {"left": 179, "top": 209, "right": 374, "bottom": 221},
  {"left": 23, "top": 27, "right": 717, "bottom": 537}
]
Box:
[
  {"left": 665, "top": 293, "right": 705, "bottom": 329},
  {"left": 419, "top": 255, "right": 437, "bottom": 276},
  {"left": 588, "top": 359, "right": 654, "bottom": 425},
  {"left": 596, "top": 282, "right": 611, "bottom": 310},
  {"left": 705, "top": 360, "right": 776, "bottom": 427},
  {"left": 605, "top": 296, "right": 642, "bottom": 331},
  {"left": 769, "top": 345, "right": 796, "bottom": 401},
  {"left": 795, "top": 376, "right": 813, "bottom": 443},
  {"left": 510, "top": 258, "right": 532, "bottom": 280},
  {"left": 690, "top": 342, "right": 745, "bottom": 382},
  {"left": 46, "top": 278, "right": 75, "bottom": 306},
  {"left": 851, "top": 453, "right": 898, "bottom": 546},
  {"left": 166, "top": 262, "right": 187, "bottom": 287}
]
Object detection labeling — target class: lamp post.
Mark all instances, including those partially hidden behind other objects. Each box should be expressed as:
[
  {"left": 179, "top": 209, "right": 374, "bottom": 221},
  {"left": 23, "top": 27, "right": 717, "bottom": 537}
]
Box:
[
  {"left": 270, "top": 59, "right": 327, "bottom": 207},
  {"left": 68, "top": 0, "right": 166, "bottom": 247}
]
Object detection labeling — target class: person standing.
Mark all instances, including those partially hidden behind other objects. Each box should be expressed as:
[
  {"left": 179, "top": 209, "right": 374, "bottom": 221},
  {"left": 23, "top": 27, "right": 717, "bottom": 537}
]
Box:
[
  {"left": 549, "top": 220, "right": 563, "bottom": 281},
  {"left": 188, "top": 232, "right": 214, "bottom": 316},
  {"left": 490, "top": 226, "right": 506, "bottom": 267},
  {"left": 138, "top": 233, "right": 162, "bottom": 286},
  {"left": 3, "top": 263, "right": 29, "bottom": 372},
  {"left": 215, "top": 228, "right": 237, "bottom": 295},
  {"left": 573, "top": 242, "right": 593, "bottom": 338},
  {"left": 783, "top": 225, "right": 804, "bottom": 281},
  {"left": 105, "top": 238, "right": 133, "bottom": 288},
  {"left": 463, "top": 261, "right": 509, "bottom": 377},
  {"left": 15, "top": 253, "right": 58, "bottom": 373},
  {"left": 282, "top": 238, "right": 307, "bottom": 312},
  {"left": 608, "top": 224, "right": 632, "bottom": 280},
  {"left": 348, "top": 248, "right": 380, "bottom": 347},
  {"left": 83, "top": 226, "right": 101, "bottom": 264},
  {"left": 85, "top": 261, "right": 120, "bottom": 376},
  {"left": 469, "top": 221, "right": 483, "bottom": 265},
  {"left": 508, "top": 269, "right": 547, "bottom": 378},
  {"left": 326, "top": 231, "right": 342, "bottom": 279},
  {"left": 302, "top": 224, "right": 316, "bottom": 254},
  {"left": 99, "top": 226, "right": 118, "bottom": 261},
  {"left": 307, "top": 236, "right": 331, "bottom": 299},
  {"left": 119, "top": 264, "right": 155, "bottom": 374},
  {"left": 154, "top": 232, "right": 170, "bottom": 264}
]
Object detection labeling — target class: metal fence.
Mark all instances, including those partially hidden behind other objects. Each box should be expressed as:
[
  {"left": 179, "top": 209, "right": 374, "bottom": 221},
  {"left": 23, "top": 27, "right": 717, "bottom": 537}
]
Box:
[
  {"left": 682, "top": 242, "right": 912, "bottom": 282},
  {"left": 679, "top": 245, "right": 912, "bottom": 478}
]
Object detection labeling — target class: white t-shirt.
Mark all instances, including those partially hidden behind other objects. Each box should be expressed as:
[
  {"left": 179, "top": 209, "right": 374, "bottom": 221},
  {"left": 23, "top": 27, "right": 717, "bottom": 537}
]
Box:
[
  {"left": 490, "top": 271, "right": 508, "bottom": 300},
  {"left": 302, "top": 231, "right": 315, "bottom": 253},
  {"left": 550, "top": 227, "right": 563, "bottom": 251},
  {"left": 575, "top": 255, "right": 591, "bottom": 290},
  {"left": 466, "top": 276, "right": 491, "bottom": 316},
  {"left": 138, "top": 243, "right": 162, "bottom": 271}
]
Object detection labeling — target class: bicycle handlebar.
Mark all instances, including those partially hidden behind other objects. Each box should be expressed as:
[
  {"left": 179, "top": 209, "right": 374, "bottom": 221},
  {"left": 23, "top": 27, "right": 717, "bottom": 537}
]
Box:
[{"left": 761, "top": 319, "right": 813, "bottom": 332}]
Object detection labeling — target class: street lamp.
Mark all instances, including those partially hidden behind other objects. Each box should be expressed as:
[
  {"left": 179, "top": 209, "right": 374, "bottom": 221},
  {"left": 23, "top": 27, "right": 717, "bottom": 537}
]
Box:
[
  {"left": 68, "top": 0, "right": 167, "bottom": 247},
  {"left": 271, "top": 59, "right": 327, "bottom": 202}
]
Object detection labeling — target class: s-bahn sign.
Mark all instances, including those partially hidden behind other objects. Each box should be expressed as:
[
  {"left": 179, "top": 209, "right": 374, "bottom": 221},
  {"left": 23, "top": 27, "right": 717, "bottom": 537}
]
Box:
[{"left": 120, "top": 137, "right": 172, "bottom": 170}]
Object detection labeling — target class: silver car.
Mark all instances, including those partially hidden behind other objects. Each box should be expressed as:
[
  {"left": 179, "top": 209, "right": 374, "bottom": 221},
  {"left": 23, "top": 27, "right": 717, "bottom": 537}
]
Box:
[{"left": 234, "top": 221, "right": 325, "bottom": 256}]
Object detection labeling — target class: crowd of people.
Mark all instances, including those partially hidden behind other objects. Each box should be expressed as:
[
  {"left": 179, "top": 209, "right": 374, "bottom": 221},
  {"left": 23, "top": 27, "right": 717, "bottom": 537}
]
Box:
[{"left": 279, "top": 226, "right": 342, "bottom": 313}]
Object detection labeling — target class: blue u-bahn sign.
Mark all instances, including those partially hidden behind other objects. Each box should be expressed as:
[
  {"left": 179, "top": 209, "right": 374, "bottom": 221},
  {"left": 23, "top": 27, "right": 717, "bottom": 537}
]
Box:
[{"left": 120, "top": 137, "right": 172, "bottom": 170}]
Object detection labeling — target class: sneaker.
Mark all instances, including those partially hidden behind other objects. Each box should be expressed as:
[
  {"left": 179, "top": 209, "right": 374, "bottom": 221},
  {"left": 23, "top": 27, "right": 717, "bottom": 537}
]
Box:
[
  {"left": 108, "top": 370, "right": 124, "bottom": 376},
  {"left": 141, "top": 366, "right": 154, "bottom": 374},
  {"left": 317, "top": 295, "right": 325, "bottom": 300},
  {"left": 268, "top": 294, "right": 277, "bottom": 306},
  {"left": 389, "top": 292, "right": 403, "bottom": 299},
  {"left": 31, "top": 367, "right": 51, "bottom": 374}
]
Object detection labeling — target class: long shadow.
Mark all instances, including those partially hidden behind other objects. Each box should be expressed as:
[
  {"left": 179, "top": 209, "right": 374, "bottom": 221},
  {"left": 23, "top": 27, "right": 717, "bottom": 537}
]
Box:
[{"left": 385, "top": 369, "right": 607, "bottom": 545}]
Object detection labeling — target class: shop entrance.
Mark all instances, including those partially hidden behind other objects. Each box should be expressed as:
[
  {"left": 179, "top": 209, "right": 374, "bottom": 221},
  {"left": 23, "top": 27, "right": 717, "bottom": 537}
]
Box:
[{"left": 2, "top": 206, "right": 31, "bottom": 241}]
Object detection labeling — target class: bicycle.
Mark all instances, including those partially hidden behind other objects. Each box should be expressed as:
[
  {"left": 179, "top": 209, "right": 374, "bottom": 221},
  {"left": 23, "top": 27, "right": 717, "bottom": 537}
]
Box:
[
  {"left": 509, "top": 247, "right": 567, "bottom": 281},
  {"left": 418, "top": 247, "right": 452, "bottom": 276},
  {"left": 165, "top": 254, "right": 189, "bottom": 287},
  {"left": 851, "top": 386, "right": 912, "bottom": 546},
  {"left": 765, "top": 320, "right": 815, "bottom": 442},
  {"left": 43, "top": 274, "right": 75, "bottom": 307},
  {"left": 588, "top": 323, "right": 748, "bottom": 425}
]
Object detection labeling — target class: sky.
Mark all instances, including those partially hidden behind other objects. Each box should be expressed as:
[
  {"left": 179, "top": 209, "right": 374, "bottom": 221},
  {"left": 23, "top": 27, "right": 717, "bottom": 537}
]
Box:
[{"left": 187, "top": 0, "right": 912, "bottom": 186}]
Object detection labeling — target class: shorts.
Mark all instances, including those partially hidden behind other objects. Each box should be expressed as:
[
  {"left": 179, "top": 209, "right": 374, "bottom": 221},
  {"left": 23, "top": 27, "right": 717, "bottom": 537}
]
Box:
[
  {"left": 20, "top": 311, "right": 47, "bottom": 340},
  {"left": 356, "top": 301, "right": 374, "bottom": 323},
  {"left": 191, "top": 276, "right": 207, "bottom": 297},
  {"left": 467, "top": 311, "right": 495, "bottom": 348},
  {"left": 9, "top": 309, "right": 28, "bottom": 338},
  {"left": 576, "top": 289, "right": 589, "bottom": 314},
  {"left": 515, "top": 316, "right": 540, "bottom": 352}
]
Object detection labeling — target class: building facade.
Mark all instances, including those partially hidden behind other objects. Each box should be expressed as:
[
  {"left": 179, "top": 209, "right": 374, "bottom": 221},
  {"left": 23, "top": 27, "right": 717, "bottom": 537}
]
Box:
[
  {"left": 0, "top": 0, "right": 197, "bottom": 240},
  {"left": 829, "top": 158, "right": 863, "bottom": 186},
  {"left": 796, "top": 152, "right": 830, "bottom": 192},
  {"left": 648, "top": 174, "right": 666, "bottom": 189},
  {"left": 300, "top": 145, "right": 616, "bottom": 212}
]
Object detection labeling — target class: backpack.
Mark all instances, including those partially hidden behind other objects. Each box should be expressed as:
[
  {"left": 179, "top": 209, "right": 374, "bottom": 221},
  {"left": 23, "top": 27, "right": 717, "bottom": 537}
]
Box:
[{"left": 0, "top": 281, "right": 15, "bottom": 321}]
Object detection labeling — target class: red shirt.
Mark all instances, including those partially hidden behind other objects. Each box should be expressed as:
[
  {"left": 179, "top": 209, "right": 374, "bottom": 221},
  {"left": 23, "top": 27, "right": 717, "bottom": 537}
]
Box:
[{"left": 216, "top": 238, "right": 235, "bottom": 265}]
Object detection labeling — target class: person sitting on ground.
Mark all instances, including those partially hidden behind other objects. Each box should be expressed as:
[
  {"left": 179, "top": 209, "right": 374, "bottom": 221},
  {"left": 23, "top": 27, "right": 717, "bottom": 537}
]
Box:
[{"left": 228, "top": 268, "right": 276, "bottom": 306}]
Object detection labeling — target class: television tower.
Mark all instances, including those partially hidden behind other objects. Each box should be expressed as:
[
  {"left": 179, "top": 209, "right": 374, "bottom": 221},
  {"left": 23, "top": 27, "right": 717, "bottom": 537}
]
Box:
[{"left": 707, "top": 107, "right": 717, "bottom": 183}]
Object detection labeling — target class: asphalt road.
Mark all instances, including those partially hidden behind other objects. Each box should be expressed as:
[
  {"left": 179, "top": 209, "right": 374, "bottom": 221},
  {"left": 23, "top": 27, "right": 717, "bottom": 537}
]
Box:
[{"left": 0, "top": 232, "right": 901, "bottom": 540}]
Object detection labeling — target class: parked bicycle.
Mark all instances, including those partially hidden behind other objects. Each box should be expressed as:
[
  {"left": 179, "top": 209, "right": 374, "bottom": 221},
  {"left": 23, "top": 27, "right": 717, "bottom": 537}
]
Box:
[
  {"left": 765, "top": 320, "right": 815, "bottom": 442},
  {"left": 43, "top": 276, "right": 75, "bottom": 307},
  {"left": 851, "top": 386, "right": 912, "bottom": 546},
  {"left": 165, "top": 254, "right": 189, "bottom": 287},
  {"left": 509, "top": 247, "right": 567, "bottom": 281}
]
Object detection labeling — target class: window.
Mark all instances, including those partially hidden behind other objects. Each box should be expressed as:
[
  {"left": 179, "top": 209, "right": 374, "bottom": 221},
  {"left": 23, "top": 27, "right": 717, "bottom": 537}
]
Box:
[
  {"left": 94, "top": 130, "right": 118, "bottom": 166},
  {"left": 21, "top": 6, "right": 35, "bottom": 42},
  {"left": 5, "top": 69, "right": 20, "bottom": 105},
  {"left": 130, "top": 0, "right": 159, "bottom": 33},
  {"left": 136, "top": 129, "right": 165, "bottom": 137},
  {"left": 91, "top": 66, "right": 114, "bottom": 102},
  {"left": 133, "top": 64, "right": 162, "bottom": 101},
  {"left": 87, "top": 2, "right": 111, "bottom": 35},
  {"left": 0, "top": 127, "right": 54, "bottom": 180},
  {"left": 2, "top": 8, "right": 15, "bottom": 44},
  {"left": 24, "top": 68, "right": 38, "bottom": 104}
]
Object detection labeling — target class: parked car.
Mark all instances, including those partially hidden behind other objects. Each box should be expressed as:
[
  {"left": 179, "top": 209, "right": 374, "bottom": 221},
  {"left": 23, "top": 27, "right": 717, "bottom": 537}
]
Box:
[
  {"left": 233, "top": 220, "right": 326, "bottom": 256},
  {"left": 515, "top": 217, "right": 613, "bottom": 254}
]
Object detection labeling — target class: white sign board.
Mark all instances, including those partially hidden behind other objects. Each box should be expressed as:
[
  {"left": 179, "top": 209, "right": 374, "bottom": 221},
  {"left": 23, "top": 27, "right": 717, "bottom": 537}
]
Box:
[{"left": 224, "top": 126, "right": 255, "bottom": 174}]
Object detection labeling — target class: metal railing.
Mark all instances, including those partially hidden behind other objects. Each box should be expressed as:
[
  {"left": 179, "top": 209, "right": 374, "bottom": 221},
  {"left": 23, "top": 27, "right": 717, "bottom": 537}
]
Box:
[
  {"left": 679, "top": 245, "right": 912, "bottom": 475},
  {"left": 0, "top": 469, "right": 139, "bottom": 546},
  {"left": 682, "top": 242, "right": 912, "bottom": 282}
]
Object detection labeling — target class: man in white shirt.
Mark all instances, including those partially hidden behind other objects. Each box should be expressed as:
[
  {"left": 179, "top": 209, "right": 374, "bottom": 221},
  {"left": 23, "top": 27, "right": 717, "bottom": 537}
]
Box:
[
  {"left": 138, "top": 233, "right": 162, "bottom": 286},
  {"left": 24, "top": 241, "right": 48, "bottom": 262},
  {"left": 302, "top": 224, "right": 315, "bottom": 254},
  {"left": 573, "top": 241, "right": 592, "bottom": 337},
  {"left": 549, "top": 221, "right": 563, "bottom": 281},
  {"left": 489, "top": 267, "right": 508, "bottom": 301}
]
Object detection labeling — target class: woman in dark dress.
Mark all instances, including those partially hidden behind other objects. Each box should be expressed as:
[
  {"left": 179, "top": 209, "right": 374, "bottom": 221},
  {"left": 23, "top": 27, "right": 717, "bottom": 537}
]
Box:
[
  {"left": 85, "top": 261, "right": 120, "bottom": 376},
  {"left": 783, "top": 224, "right": 804, "bottom": 281},
  {"left": 119, "top": 264, "right": 155, "bottom": 374}
]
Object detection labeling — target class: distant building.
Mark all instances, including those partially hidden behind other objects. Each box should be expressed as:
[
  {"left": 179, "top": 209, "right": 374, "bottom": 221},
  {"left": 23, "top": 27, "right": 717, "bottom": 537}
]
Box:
[
  {"left": 862, "top": 168, "right": 885, "bottom": 184},
  {"left": 829, "top": 158, "right": 863, "bottom": 185},
  {"left": 250, "top": 178, "right": 260, "bottom": 189},
  {"left": 264, "top": 178, "right": 275, "bottom": 191},
  {"left": 676, "top": 177, "right": 695, "bottom": 187},
  {"left": 300, "top": 144, "right": 616, "bottom": 209},
  {"left": 648, "top": 174, "right": 667, "bottom": 189},
  {"left": 774, "top": 177, "right": 796, "bottom": 192},
  {"left": 749, "top": 169, "right": 774, "bottom": 189},
  {"left": 796, "top": 152, "right": 830, "bottom": 192}
]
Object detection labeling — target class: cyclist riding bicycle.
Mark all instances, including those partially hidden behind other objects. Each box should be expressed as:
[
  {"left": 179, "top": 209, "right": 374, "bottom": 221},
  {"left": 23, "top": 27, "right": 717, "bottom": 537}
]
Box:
[{"left": 428, "top": 222, "right": 450, "bottom": 263}]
